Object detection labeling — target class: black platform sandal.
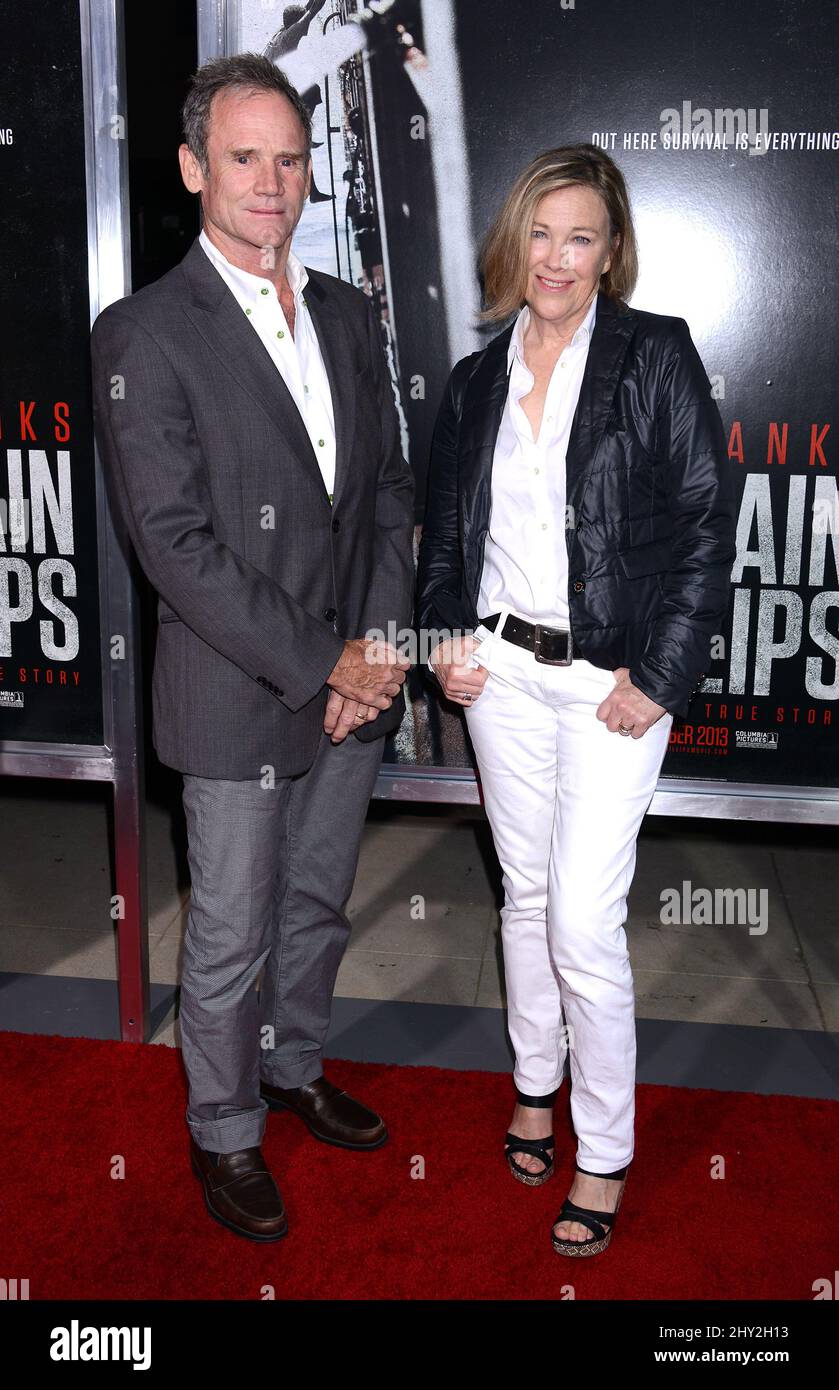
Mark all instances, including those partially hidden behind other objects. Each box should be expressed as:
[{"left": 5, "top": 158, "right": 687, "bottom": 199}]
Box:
[
  {"left": 505, "top": 1085, "right": 558, "bottom": 1188},
  {"left": 551, "top": 1162, "right": 629, "bottom": 1257}
]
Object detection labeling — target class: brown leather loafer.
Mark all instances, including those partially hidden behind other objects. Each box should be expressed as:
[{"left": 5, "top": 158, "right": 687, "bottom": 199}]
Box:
[
  {"left": 260, "top": 1074, "right": 388, "bottom": 1150},
  {"left": 190, "top": 1139, "right": 288, "bottom": 1241}
]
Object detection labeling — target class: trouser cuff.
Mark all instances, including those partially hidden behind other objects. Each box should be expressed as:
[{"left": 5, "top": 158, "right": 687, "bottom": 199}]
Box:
[
  {"left": 514, "top": 1079, "right": 563, "bottom": 1107},
  {"left": 259, "top": 1052, "right": 325, "bottom": 1090},
  {"left": 187, "top": 1102, "right": 267, "bottom": 1155}
]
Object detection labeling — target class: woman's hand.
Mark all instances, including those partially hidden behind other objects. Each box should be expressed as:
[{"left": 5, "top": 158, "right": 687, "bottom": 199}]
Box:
[
  {"left": 597, "top": 667, "right": 668, "bottom": 738},
  {"left": 429, "top": 635, "right": 490, "bottom": 706}
]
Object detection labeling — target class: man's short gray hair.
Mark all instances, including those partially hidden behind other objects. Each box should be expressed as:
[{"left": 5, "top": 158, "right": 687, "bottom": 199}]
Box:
[{"left": 182, "top": 53, "right": 313, "bottom": 176}]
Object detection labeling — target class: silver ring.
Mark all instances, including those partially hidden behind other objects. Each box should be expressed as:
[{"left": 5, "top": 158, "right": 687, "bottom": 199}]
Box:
[
  {"left": 618, "top": 723, "right": 633, "bottom": 736},
  {"left": 460, "top": 692, "right": 473, "bottom": 703}
]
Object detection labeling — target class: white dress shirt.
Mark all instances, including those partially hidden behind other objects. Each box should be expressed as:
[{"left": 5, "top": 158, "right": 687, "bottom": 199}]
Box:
[
  {"left": 429, "top": 294, "right": 596, "bottom": 676},
  {"left": 478, "top": 292, "right": 596, "bottom": 630},
  {"left": 198, "top": 227, "right": 337, "bottom": 500}
]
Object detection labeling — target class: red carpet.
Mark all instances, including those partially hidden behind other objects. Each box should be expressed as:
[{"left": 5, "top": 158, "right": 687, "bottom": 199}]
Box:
[{"left": 2, "top": 1029, "right": 837, "bottom": 1300}]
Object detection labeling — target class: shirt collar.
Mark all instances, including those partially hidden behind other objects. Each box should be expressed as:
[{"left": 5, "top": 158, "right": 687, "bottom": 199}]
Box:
[
  {"left": 507, "top": 292, "right": 598, "bottom": 371},
  {"left": 198, "top": 227, "right": 309, "bottom": 305}
]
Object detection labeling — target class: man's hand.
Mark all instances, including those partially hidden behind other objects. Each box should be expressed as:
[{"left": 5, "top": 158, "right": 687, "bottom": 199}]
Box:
[
  {"left": 327, "top": 637, "right": 410, "bottom": 709},
  {"left": 323, "top": 690, "right": 379, "bottom": 744},
  {"left": 597, "top": 667, "right": 668, "bottom": 738},
  {"left": 429, "top": 635, "right": 489, "bottom": 706}
]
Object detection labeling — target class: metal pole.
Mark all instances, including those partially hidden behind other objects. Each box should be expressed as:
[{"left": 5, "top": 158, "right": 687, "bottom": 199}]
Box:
[{"left": 81, "top": 0, "right": 150, "bottom": 1041}]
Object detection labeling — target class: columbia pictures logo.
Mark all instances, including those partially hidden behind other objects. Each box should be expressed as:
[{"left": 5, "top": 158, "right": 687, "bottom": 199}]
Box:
[
  {"left": 735, "top": 730, "right": 779, "bottom": 750},
  {"left": 0, "top": 691, "right": 24, "bottom": 709}
]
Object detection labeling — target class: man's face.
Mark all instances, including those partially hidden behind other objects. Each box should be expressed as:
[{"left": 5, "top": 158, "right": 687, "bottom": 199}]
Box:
[{"left": 180, "top": 87, "right": 311, "bottom": 266}]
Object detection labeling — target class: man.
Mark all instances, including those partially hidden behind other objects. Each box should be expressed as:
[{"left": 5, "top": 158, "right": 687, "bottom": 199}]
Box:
[
  {"left": 91, "top": 53, "right": 414, "bottom": 1242},
  {"left": 265, "top": 0, "right": 329, "bottom": 59},
  {"left": 263, "top": 0, "right": 410, "bottom": 99},
  {"left": 264, "top": 1, "right": 334, "bottom": 203}
]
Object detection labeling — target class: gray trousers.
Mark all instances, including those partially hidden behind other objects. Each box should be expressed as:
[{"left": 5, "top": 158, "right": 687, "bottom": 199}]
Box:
[{"left": 179, "top": 729, "right": 384, "bottom": 1153}]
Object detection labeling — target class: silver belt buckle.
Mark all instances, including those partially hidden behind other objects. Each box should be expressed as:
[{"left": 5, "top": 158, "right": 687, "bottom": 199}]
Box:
[{"left": 533, "top": 624, "right": 573, "bottom": 666}]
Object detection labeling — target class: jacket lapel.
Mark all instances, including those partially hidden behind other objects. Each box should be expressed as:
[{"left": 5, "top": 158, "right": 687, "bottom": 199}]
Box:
[
  {"left": 462, "top": 292, "right": 637, "bottom": 505},
  {"left": 460, "top": 324, "right": 514, "bottom": 472},
  {"left": 565, "top": 292, "right": 636, "bottom": 514},
  {"left": 179, "top": 238, "right": 351, "bottom": 506},
  {"left": 301, "top": 271, "right": 356, "bottom": 510}
]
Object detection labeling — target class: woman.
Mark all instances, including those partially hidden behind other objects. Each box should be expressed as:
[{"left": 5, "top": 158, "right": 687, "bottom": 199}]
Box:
[{"left": 416, "top": 144, "right": 736, "bottom": 1257}]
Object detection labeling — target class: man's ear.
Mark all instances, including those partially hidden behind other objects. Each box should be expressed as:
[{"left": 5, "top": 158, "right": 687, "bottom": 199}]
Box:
[{"left": 179, "top": 142, "right": 204, "bottom": 194}]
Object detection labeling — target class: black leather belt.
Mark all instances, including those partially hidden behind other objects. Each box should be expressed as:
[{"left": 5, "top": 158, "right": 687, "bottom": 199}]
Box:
[{"left": 479, "top": 613, "right": 573, "bottom": 665}]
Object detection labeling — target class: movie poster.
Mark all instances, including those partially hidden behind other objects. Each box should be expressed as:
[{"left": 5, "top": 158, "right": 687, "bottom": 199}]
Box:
[
  {"left": 0, "top": 0, "right": 104, "bottom": 745},
  {"left": 217, "top": 0, "right": 839, "bottom": 792}
]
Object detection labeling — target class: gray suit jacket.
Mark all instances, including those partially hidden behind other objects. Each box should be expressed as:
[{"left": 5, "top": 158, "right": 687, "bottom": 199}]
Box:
[{"left": 91, "top": 236, "right": 415, "bottom": 779}]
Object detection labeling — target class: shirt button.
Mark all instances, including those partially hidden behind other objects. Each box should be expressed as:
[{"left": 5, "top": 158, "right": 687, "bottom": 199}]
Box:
[
  {"left": 260, "top": 287, "right": 269, "bottom": 295},
  {"left": 304, "top": 384, "right": 310, "bottom": 393},
  {"left": 245, "top": 307, "right": 252, "bottom": 316},
  {"left": 541, "top": 523, "right": 548, "bottom": 531},
  {"left": 324, "top": 607, "right": 337, "bottom": 621},
  {"left": 318, "top": 438, "right": 325, "bottom": 447},
  {"left": 534, "top": 468, "right": 540, "bottom": 474},
  {"left": 277, "top": 330, "right": 285, "bottom": 339}
]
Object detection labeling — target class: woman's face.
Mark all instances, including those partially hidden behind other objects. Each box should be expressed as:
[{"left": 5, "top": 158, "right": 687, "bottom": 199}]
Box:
[{"left": 525, "top": 184, "right": 616, "bottom": 328}]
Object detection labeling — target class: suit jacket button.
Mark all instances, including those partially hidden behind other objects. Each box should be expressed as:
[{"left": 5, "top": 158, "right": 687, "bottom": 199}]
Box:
[
  {"left": 573, "top": 580, "right": 586, "bottom": 593},
  {"left": 324, "top": 607, "right": 337, "bottom": 621}
]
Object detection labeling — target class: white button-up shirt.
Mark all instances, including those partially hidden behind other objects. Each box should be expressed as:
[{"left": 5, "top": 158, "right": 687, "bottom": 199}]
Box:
[
  {"left": 198, "top": 227, "right": 337, "bottom": 500},
  {"left": 477, "top": 293, "right": 596, "bottom": 631},
  {"left": 428, "top": 294, "right": 595, "bottom": 678}
]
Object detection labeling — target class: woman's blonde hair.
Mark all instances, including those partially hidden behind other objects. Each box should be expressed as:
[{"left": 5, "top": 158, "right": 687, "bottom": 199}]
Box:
[{"left": 478, "top": 143, "right": 638, "bottom": 321}]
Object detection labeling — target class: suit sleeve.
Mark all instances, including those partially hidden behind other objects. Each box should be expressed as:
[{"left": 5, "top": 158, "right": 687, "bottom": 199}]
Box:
[
  {"left": 91, "top": 304, "right": 345, "bottom": 712},
  {"left": 355, "top": 293, "right": 416, "bottom": 644},
  {"left": 628, "top": 319, "right": 737, "bottom": 716}
]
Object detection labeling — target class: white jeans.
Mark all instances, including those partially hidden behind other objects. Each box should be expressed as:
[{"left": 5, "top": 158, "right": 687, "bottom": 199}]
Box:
[{"left": 464, "top": 609, "right": 673, "bottom": 1173}]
